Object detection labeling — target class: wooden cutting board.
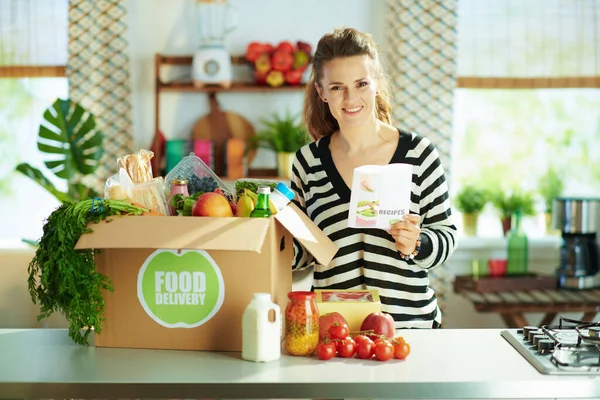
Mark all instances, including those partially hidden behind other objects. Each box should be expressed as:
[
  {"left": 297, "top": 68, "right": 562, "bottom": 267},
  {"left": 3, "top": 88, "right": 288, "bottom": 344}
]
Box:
[{"left": 191, "top": 93, "right": 256, "bottom": 177}]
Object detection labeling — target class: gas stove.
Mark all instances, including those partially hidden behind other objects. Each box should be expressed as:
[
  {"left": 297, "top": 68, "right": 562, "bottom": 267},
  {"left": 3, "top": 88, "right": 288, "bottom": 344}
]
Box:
[{"left": 501, "top": 316, "right": 600, "bottom": 375}]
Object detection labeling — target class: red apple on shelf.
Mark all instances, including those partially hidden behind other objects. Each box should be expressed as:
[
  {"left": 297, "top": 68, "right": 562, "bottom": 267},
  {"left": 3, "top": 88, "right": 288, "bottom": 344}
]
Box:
[
  {"left": 319, "top": 312, "right": 348, "bottom": 341},
  {"left": 245, "top": 42, "right": 267, "bottom": 62},
  {"left": 253, "top": 70, "right": 268, "bottom": 85},
  {"left": 275, "top": 40, "right": 295, "bottom": 53},
  {"left": 284, "top": 69, "right": 303, "bottom": 86},
  {"left": 296, "top": 40, "right": 312, "bottom": 55},
  {"left": 360, "top": 312, "right": 395, "bottom": 340},
  {"left": 271, "top": 50, "right": 294, "bottom": 72}
]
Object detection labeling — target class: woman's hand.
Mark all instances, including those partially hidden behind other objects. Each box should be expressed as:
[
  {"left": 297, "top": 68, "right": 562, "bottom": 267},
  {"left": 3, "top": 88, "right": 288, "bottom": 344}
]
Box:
[{"left": 388, "top": 214, "right": 422, "bottom": 255}]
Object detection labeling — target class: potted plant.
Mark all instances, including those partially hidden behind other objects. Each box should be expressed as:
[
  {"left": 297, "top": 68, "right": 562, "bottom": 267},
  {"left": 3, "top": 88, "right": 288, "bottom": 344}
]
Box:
[
  {"left": 15, "top": 98, "right": 104, "bottom": 245},
  {"left": 251, "top": 110, "right": 311, "bottom": 178},
  {"left": 491, "top": 189, "right": 536, "bottom": 236},
  {"left": 454, "top": 184, "right": 488, "bottom": 236},
  {"left": 538, "top": 168, "right": 564, "bottom": 234}
]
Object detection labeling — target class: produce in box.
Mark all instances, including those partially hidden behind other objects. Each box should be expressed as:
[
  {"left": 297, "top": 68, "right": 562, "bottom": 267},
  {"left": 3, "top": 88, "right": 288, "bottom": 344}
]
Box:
[{"left": 27, "top": 198, "right": 150, "bottom": 345}]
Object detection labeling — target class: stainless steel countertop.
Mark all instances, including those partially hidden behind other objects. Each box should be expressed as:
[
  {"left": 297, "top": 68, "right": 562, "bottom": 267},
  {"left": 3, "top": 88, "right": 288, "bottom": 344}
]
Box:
[{"left": 0, "top": 328, "right": 598, "bottom": 399}]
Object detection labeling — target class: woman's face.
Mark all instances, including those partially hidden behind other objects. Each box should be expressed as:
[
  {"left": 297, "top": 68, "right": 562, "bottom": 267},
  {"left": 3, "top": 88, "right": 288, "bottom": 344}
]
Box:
[{"left": 317, "top": 55, "right": 379, "bottom": 129}]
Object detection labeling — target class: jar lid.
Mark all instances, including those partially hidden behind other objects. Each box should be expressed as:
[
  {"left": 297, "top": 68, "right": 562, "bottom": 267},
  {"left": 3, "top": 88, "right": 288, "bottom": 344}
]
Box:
[
  {"left": 171, "top": 179, "right": 189, "bottom": 185},
  {"left": 287, "top": 291, "right": 316, "bottom": 301}
]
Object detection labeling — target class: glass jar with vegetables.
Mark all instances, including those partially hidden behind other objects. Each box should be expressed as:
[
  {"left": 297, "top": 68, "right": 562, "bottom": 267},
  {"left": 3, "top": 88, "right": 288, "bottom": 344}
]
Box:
[{"left": 284, "top": 291, "right": 319, "bottom": 356}]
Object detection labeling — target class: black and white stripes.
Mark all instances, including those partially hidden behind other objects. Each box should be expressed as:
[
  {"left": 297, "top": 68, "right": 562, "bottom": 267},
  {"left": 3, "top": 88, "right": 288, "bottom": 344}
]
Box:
[{"left": 290, "top": 129, "right": 458, "bottom": 329}]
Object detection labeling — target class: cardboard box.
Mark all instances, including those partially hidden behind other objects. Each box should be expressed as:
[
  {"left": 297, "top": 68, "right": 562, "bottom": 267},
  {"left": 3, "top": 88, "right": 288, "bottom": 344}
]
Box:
[
  {"left": 75, "top": 203, "right": 337, "bottom": 352},
  {"left": 314, "top": 289, "right": 382, "bottom": 332}
]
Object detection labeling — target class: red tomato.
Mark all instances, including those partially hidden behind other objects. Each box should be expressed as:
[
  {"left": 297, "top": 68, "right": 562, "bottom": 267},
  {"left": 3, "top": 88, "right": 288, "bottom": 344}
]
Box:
[
  {"left": 373, "top": 337, "right": 390, "bottom": 346},
  {"left": 353, "top": 334, "right": 370, "bottom": 345},
  {"left": 337, "top": 338, "right": 356, "bottom": 358},
  {"left": 374, "top": 340, "right": 394, "bottom": 361},
  {"left": 316, "top": 342, "right": 336, "bottom": 360},
  {"left": 356, "top": 339, "right": 375, "bottom": 359},
  {"left": 394, "top": 341, "right": 411, "bottom": 360},
  {"left": 329, "top": 323, "right": 349, "bottom": 340},
  {"left": 394, "top": 336, "right": 406, "bottom": 346}
]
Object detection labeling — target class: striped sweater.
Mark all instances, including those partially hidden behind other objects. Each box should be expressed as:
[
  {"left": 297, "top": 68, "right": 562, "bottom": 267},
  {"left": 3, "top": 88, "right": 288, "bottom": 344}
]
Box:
[{"left": 290, "top": 129, "right": 458, "bottom": 329}]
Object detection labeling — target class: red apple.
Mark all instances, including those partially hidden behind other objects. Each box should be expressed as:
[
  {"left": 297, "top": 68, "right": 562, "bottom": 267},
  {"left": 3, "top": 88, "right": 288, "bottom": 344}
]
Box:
[
  {"left": 296, "top": 40, "right": 312, "bottom": 55},
  {"left": 318, "top": 312, "right": 348, "bottom": 341},
  {"left": 271, "top": 50, "right": 294, "bottom": 72},
  {"left": 245, "top": 42, "right": 266, "bottom": 62},
  {"left": 192, "top": 192, "right": 233, "bottom": 217},
  {"left": 253, "top": 70, "right": 268, "bottom": 85},
  {"left": 360, "top": 312, "right": 395, "bottom": 340},
  {"left": 284, "top": 69, "right": 303, "bottom": 86},
  {"left": 275, "top": 40, "right": 295, "bottom": 53}
]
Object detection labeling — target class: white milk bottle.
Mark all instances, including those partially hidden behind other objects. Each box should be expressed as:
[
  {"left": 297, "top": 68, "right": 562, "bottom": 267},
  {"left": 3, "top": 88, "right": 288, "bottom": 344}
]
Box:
[{"left": 242, "top": 293, "right": 281, "bottom": 362}]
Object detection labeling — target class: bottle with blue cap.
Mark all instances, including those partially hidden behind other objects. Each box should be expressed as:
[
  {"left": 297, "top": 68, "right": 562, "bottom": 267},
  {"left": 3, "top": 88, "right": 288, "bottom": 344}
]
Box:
[{"left": 270, "top": 182, "right": 295, "bottom": 214}]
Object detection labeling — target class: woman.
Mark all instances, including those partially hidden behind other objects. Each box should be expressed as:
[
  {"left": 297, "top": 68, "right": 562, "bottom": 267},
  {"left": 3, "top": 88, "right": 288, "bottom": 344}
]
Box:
[{"left": 291, "top": 27, "right": 458, "bottom": 329}]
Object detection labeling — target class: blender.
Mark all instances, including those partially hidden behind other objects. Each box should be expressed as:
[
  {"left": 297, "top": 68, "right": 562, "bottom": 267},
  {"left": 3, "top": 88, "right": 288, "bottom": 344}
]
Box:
[{"left": 191, "top": 0, "right": 238, "bottom": 88}]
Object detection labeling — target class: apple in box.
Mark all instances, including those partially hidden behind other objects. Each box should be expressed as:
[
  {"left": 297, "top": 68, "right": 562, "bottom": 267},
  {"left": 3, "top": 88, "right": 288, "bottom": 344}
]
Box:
[
  {"left": 192, "top": 192, "right": 233, "bottom": 217},
  {"left": 360, "top": 312, "right": 395, "bottom": 340}
]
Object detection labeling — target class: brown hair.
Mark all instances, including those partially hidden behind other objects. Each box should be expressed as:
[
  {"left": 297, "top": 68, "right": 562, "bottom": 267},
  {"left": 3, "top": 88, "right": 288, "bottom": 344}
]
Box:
[{"left": 303, "top": 27, "right": 392, "bottom": 141}]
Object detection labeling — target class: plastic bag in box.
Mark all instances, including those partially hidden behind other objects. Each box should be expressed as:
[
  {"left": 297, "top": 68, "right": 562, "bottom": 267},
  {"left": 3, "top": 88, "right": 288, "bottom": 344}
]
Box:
[{"left": 164, "top": 153, "right": 234, "bottom": 200}]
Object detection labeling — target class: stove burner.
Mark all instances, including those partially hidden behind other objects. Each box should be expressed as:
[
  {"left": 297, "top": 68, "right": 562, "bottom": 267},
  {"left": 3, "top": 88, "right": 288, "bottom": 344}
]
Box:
[
  {"left": 588, "top": 326, "right": 600, "bottom": 338},
  {"left": 502, "top": 316, "right": 600, "bottom": 375},
  {"left": 537, "top": 316, "right": 600, "bottom": 369}
]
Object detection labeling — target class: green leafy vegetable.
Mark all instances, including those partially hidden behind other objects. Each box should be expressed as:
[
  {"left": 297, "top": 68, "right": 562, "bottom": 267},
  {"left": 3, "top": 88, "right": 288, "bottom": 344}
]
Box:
[
  {"left": 27, "top": 199, "right": 148, "bottom": 345},
  {"left": 234, "top": 179, "right": 278, "bottom": 199}
]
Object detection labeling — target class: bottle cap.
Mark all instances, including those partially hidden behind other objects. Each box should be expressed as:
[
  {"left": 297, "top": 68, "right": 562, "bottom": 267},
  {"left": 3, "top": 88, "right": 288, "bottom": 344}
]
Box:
[
  {"left": 258, "top": 186, "right": 271, "bottom": 194},
  {"left": 275, "top": 182, "right": 295, "bottom": 201},
  {"left": 171, "top": 179, "right": 189, "bottom": 185},
  {"left": 253, "top": 293, "right": 271, "bottom": 301}
]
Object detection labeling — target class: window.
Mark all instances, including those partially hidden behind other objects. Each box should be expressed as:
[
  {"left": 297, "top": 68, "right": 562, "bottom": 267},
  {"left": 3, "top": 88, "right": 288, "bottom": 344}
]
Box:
[
  {"left": 452, "top": 0, "right": 600, "bottom": 238},
  {"left": 0, "top": 0, "right": 68, "bottom": 246}
]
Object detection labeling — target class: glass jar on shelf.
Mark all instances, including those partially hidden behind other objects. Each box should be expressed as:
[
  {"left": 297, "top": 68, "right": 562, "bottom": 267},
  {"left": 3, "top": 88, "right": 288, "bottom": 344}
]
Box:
[{"left": 284, "top": 291, "right": 319, "bottom": 356}]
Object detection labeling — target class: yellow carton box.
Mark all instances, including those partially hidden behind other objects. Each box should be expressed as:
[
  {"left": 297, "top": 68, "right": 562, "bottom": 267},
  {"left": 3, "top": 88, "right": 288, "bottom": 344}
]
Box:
[{"left": 314, "top": 289, "right": 382, "bottom": 333}]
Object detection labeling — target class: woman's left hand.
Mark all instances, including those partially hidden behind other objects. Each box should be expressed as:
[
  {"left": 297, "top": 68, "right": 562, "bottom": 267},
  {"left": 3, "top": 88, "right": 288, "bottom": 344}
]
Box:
[{"left": 388, "top": 214, "right": 422, "bottom": 255}]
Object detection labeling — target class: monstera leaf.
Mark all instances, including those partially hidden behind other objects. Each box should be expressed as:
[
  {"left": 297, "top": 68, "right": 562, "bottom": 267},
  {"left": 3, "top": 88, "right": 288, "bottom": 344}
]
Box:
[
  {"left": 15, "top": 98, "right": 103, "bottom": 203},
  {"left": 38, "top": 98, "right": 103, "bottom": 179}
]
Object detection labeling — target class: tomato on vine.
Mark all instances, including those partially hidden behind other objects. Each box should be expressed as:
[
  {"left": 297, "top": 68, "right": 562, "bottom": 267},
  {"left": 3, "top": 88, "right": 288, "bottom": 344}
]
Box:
[
  {"left": 393, "top": 337, "right": 411, "bottom": 360},
  {"left": 374, "top": 340, "right": 394, "bottom": 361},
  {"left": 328, "top": 322, "right": 349, "bottom": 340},
  {"left": 337, "top": 337, "right": 356, "bottom": 358},
  {"left": 316, "top": 340, "right": 336, "bottom": 360}
]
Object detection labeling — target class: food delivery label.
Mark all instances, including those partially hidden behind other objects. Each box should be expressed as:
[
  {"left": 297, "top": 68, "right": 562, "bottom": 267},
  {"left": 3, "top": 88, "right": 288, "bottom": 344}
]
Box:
[{"left": 137, "top": 249, "right": 225, "bottom": 328}]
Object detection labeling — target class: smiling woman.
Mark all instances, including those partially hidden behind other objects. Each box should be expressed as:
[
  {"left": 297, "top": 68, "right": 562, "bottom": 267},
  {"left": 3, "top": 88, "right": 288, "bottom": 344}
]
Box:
[{"left": 290, "top": 28, "right": 458, "bottom": 330}]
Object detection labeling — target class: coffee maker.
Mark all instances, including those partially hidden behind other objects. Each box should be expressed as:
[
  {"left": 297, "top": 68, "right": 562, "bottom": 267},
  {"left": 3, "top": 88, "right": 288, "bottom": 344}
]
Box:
[{"left": 552, "top": 197, "right": 600, "bottom": 289}]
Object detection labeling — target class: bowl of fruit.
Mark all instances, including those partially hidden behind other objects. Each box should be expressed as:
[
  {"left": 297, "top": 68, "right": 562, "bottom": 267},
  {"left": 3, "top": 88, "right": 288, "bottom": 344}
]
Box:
[{"left": 244, "top": 40, "right": 312, "bottom": 87}]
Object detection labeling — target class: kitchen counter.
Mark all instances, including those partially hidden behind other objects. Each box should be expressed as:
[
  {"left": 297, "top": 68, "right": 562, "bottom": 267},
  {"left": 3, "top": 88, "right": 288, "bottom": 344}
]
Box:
[{"left": 0, "top": 328, "right": 598, "bottom": 399}]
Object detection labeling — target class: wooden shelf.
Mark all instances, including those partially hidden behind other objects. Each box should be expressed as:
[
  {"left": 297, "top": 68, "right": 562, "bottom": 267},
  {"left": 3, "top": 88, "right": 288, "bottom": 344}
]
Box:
[
  {"left": 152, "top": 52, "right": 304, "bottom": 178},
  {"left": 158, "top": 80, "right": 306, "bottom": 93}
]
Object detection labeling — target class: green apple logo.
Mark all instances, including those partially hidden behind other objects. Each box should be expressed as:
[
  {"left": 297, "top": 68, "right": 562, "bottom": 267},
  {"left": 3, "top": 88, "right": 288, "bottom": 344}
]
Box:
[{"left": 137, "top": 249, "right": 225, "bottom": 328}]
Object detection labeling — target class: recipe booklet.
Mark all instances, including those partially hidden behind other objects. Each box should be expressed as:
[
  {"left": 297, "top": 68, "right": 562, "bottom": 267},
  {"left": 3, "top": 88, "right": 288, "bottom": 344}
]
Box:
[{"left": 347, "top": 163, "right": 413, "bottom": 229}]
